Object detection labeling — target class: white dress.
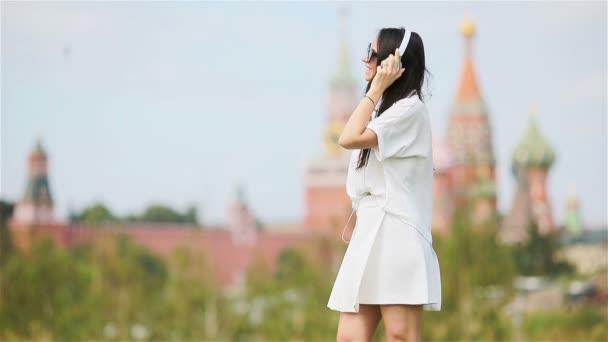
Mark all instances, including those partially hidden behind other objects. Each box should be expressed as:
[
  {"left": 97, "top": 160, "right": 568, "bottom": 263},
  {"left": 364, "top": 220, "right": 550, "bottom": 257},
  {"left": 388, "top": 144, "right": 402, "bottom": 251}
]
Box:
[{"left": 327, "top": 90, "right": 442, "bottom": 312}]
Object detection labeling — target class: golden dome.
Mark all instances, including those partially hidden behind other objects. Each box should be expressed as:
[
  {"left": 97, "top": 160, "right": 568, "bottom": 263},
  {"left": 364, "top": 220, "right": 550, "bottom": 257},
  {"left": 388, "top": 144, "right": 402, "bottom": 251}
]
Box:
[{"left": 462, "top": 18, "right": 476, "bottom": 37}]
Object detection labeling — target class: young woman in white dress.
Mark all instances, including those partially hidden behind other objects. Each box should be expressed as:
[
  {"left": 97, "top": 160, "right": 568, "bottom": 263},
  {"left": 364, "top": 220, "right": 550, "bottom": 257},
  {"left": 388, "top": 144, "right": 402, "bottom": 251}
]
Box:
[{"left": 327, "top": 27, "right": 441, "bottom": 342}]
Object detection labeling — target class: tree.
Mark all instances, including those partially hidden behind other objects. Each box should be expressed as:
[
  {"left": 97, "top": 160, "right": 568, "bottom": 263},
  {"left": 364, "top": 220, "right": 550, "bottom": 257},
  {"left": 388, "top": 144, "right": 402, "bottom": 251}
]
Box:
[
  {"left": 0, "top": 237, "right": 98, "bottom": 340},
  {"left": 0, "top": 200, "right": 15, "bottom": 262},
  {"left": 89, "top": 233, "right": 168, "bottom": 340},
  {"left": 425, "top": 205, "right": 517, "bottom": 341},
  {"left": 70, "top": 203, "right": 117, "bottom": 224},
  {"left": 72, "top": 202, "right": 199, "bottom": 225},
  {"left": 512, "top": 222, "right": 575, "bottom": 277},
  {"left": 152, "top": 246, "right": 220, "bottom": 340},
  {"left": 129, "top": 203, "right": 198, "bottom": 224},
  {"left": 229, "top": 244, "right": 339, "bottom": 341}
]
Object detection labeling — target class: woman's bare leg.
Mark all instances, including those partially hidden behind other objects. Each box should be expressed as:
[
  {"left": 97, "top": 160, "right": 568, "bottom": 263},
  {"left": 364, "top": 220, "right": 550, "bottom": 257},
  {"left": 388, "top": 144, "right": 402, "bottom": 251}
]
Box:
[
  {"left": 336, "top": 304, "right": 382, "bottom": 342},
  {"left": 380, "top": 304, "right": 423, "bottom": 342}
]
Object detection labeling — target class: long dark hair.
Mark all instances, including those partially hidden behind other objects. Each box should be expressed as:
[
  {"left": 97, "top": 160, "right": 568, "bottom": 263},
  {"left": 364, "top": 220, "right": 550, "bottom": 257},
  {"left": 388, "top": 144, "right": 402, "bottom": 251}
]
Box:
[{"left": 355, "top": 27, "right": 431, "bottom": 170}]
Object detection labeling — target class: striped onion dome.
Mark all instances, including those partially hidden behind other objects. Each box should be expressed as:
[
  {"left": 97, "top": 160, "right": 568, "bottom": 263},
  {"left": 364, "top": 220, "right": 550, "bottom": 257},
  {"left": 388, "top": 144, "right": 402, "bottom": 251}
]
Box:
[{"left": 513, "top": 110, "right": 555, "bottom": 169}]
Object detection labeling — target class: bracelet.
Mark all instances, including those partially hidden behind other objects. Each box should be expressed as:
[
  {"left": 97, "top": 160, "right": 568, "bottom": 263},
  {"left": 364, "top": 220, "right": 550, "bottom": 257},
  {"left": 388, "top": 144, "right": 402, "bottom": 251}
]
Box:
[{"left": 364, "top": 95, "right": 376, "bottom": 106}]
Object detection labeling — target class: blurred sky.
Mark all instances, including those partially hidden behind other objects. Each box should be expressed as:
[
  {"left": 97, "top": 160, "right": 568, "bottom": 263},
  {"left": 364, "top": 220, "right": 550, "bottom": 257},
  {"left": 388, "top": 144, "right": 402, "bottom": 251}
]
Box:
[{"left": 1, "top": 1, "right": 606, "bottom": 227}]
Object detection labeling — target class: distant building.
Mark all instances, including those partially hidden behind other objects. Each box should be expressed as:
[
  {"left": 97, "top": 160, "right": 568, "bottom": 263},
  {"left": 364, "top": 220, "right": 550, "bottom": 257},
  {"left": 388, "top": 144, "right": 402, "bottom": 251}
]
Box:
[
  {"left": 500, "top": 111, "right": 557, "bottom": 244},
  {"left": 11, "top": 139, "right": 58, "bottom": 227},
  {"left": 9, "top": 17, "right": 369, "bottom": 290},
  {"left": 8, "top": 139, "right": 319, "bottom": 294},
  {"left": 303, "top": 10, "right": 357, "bottom": 237},
  {"left": 9, "top": 14, "right": 600, "bottom": 296},
  {"left": 558, "top": 228, "right": 608, "bottom": 276},
  {"left": 429, "top": 18, "right": 499, "bottom": 235},
  {"left": 444, "top": 18, "right": 498, "bottom": 227}
]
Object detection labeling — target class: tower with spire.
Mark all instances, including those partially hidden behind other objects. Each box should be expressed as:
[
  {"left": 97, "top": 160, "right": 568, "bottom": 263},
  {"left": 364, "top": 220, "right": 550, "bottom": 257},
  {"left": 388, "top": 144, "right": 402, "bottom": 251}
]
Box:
[
  {"left": 445, "top": 18, "right": 498, "bottom": 225},
  {"left": 227, "top": 184, "right": 259, "bottom": 245},
  {"left": 500, "top": 108, "right": 556, "bottom": 244},
  {"left": 303, "top": 6, "right": 359, "bottom": 235},
  {"left": 12, "top": 138, "right": 57, "bottom": 227}
]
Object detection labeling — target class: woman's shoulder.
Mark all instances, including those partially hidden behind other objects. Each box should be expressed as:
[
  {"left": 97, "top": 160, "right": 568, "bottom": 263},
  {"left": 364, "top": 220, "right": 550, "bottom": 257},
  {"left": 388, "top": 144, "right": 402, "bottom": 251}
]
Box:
[{"left": 392, "top": 94, "right": 424, "bottom": 116}]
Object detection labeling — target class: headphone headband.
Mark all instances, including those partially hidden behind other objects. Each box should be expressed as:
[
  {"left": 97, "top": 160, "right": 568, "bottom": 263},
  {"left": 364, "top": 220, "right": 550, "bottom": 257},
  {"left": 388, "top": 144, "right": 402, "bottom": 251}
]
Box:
[{"left": 399, "top": 29, "right": 412, "bottom": 55}]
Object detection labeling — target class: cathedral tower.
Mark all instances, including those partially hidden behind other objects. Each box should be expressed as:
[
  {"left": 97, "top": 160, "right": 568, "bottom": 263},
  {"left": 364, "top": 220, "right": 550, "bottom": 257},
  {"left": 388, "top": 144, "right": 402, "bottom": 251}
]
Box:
[
  {"left": 303, "top": 7, "right": 359, "bottom": 235},
  {"left": 445, "top": 18, "right": 498, "bottom": 225},
  {"left": 500, "top": 109, "right": 556, "bottom": 244},
  {"left": 12, "top": 138, "right": 57, "bottom": 227}
]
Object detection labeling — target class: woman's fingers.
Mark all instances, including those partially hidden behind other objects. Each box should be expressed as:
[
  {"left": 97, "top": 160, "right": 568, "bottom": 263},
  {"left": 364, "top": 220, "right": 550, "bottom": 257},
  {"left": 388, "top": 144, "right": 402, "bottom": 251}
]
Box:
[
  {"left": 378, "top": 49, "right": 402, "bottom": 76},
  {"left": 394, "top": 48, "right": 400, "bottom": 67},
  {"left": 383, "top": 57, "right": 391, "bottom": 67},
  {"left": 376, "top": 51, "right": 404, "bottom": 84}
]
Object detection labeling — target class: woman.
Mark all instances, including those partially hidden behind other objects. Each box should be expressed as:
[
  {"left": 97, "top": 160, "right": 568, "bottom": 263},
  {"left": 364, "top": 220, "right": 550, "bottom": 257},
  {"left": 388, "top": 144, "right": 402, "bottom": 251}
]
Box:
[{"left": 326, "top": 27, "right": 441, "bottom": 342}]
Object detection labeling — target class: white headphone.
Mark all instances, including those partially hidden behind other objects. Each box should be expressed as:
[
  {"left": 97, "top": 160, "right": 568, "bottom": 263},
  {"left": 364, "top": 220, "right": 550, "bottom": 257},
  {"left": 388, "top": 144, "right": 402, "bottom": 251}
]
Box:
[{"left": 397, "top": 29, "right": 412, "bottom": 70}]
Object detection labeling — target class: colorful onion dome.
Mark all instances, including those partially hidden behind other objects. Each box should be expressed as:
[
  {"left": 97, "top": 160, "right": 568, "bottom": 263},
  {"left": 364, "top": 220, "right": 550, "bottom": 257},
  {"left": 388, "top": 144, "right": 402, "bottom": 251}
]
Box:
[{"left": 513, "top": 109, "right": 555, "bottom": 168}]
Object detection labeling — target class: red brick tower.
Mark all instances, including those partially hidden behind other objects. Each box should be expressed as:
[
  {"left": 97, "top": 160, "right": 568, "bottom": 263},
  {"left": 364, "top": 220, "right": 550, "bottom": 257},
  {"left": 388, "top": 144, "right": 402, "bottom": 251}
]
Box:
[
  {"left": 303, "top": 8, "right": 359, "bottom": 236},
  {"left": 11, "top": 138, "right": 57, "bottom": 227},
  {"left": 445, "top": 18, "right": 498, "bottom": 225}
]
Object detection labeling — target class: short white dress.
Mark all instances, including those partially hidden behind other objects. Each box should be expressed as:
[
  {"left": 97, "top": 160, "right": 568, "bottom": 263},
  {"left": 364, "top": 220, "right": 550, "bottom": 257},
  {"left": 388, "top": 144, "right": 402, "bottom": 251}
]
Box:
[{"left": 327, "top": 90, "right": 442, "bottom": 312}]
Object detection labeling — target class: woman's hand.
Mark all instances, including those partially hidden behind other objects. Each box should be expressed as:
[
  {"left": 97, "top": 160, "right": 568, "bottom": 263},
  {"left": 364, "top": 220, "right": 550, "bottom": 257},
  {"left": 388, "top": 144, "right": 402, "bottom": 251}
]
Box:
[{"left": 369, "top": 48, "right": 405, "bottom": 95}]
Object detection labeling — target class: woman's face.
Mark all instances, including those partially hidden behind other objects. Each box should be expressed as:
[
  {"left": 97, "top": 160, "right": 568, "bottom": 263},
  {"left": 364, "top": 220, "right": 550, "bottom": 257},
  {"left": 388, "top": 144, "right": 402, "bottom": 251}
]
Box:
[{"left": 362, "top": 37, "right": 378, "bottom": 82}]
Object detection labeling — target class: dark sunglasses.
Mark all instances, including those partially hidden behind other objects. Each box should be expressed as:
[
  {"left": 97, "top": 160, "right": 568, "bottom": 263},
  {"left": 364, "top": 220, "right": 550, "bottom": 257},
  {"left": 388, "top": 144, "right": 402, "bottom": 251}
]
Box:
[{"left": 366, "top": 42, "right": 378, "bottom": 62}]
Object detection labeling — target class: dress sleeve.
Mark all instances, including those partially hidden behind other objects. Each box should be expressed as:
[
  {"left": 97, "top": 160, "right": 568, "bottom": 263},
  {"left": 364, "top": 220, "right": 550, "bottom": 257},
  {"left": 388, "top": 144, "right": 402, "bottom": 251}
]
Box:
[{"left": 366, "top": 99, "right": 423, "bottom": 161}]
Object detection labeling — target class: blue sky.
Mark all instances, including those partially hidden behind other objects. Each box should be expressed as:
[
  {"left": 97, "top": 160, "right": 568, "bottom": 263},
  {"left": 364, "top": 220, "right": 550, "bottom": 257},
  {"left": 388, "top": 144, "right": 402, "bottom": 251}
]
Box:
[{"left": 1, "top": 1, "right": 606, "bottom": 227}]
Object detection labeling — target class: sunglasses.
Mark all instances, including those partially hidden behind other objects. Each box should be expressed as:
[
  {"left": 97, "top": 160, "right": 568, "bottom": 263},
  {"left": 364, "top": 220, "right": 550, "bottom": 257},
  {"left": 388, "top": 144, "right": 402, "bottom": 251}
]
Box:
[{"left": 366, "top": 42, "right": 378, "bottom": 62}]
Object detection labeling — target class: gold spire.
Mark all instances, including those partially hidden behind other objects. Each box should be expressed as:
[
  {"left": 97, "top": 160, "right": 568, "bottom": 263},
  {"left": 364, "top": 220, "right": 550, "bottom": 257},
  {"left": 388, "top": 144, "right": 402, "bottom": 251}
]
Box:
[
  {"left": 462, "top": 17, "right": 476, "bottom": 37},
  {"left": 462, "top": 17, "right": 476, "bottom": 60},
  {"left": 455, "top": 16, "right": 481, "bottom": 103}
]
